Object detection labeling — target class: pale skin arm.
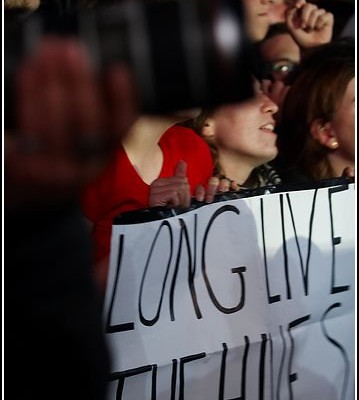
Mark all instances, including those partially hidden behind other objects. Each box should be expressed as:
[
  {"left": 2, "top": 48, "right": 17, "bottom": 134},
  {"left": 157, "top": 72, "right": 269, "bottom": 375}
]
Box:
[{"left": 285, "top": 1, "right": 334, "bottom": 49}]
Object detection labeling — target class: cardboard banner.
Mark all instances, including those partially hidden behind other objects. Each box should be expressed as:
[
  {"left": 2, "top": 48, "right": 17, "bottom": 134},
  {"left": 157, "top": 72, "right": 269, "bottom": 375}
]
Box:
[{"left": 103, "top": 181, "right": 355, "bottom": 400}]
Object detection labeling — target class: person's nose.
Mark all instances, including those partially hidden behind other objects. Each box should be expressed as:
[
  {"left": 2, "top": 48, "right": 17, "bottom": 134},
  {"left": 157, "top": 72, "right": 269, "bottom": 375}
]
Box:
[{"left": 261, "top": 94, "right": 279, "bottom": 115}]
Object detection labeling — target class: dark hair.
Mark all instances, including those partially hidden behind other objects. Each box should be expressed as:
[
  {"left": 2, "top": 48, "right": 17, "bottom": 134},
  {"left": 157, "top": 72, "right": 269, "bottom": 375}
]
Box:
[
  {"left": 263, "top": 23, "right": 290, "bottom": 40},
  {"left": 254, "top": 23, "right": 298, "bottom": 83},
  {"left": 277, "top": 39, "right": 355, "bottom": 181}
]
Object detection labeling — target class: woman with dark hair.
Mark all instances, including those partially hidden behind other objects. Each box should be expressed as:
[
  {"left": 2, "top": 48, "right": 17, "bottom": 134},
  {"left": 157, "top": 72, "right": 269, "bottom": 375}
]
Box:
[{"left": 276, "top": 39, "right": 355, "bottom": 182}]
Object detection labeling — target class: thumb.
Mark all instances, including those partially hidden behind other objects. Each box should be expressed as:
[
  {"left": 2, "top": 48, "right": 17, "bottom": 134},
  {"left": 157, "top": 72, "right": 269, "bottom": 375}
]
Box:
[
  {"left": 342, "top": 166, "right": 355, "bottom": 180},
  {"left": 174, "top": 160, "right": 187, "bottom": 177}
]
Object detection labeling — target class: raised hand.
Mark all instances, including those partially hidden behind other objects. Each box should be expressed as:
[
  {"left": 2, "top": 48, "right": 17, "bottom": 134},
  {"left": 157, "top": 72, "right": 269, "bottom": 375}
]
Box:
[
  {"left": 286, "top": 2, "right": 334, "bottom": 48},
  {"left": 148, "top": 160, "right": 191, "bottom": 208},
  {"left": 5, "top": 38, "right": 137, "bottom": 206}
]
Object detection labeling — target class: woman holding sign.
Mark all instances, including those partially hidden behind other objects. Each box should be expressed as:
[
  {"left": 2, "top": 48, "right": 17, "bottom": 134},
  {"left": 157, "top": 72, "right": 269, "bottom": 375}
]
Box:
[
  {"left": 179, "top": 79, "right": 282, "bottom": 192},
  {"left": 81, "top": 114, "right": 215, "bottom": 291}
]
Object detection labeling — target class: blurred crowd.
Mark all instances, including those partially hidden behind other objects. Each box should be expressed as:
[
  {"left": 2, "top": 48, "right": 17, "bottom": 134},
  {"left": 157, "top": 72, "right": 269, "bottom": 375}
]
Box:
[{"left": 4, "top": 0, "right": 355, "bottom": 399}]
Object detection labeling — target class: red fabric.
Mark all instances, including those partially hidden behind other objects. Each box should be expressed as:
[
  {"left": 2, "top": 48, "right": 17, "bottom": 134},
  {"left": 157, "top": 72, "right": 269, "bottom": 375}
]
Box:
[{"left": 81, "top": 125, "right": 213, "bottom": 263}]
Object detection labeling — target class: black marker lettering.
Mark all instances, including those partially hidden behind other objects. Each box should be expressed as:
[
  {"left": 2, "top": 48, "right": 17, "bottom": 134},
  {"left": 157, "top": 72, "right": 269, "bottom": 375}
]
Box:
[
  {"left": 202, "top": 205, "right": 246, "bottom": 314},
  {"left": 109, "top": 364, "right": 154, "bottom": 400},
  {"left": 321, "top": 303, "right": 350, "bottom": 400},
  {"left": 280, "top": 195, "right": 291, "bottom": 299},
  {"left": 268, "top": 333, "right": 274, "bottom": 400},
  {"left": 139, "top": 221, "right": 173, "bottom": 326},
  {"left": 170, "top": 217, "right": 202, "bottom": 321},
  {"left": 179, "top": 352, "right": 206, "bottom": 400},
  {"left": 287, "top": 315, "right": 311, "bottom": 400},
  {"left": 276, "top": 325, "right": 286, "bottom": 400},
  {"left": 171, "top": 359, "right": 178, "bottom": 400},
  {"left": 259, "top": 334, "right": 268, "bottom": 400},
  {"left": 218, "top": 343, "right": 228, "bottom": 400},
  {"left": 328, "top": 186, "right": 350, "bottom": 294},
  {"left": 218, "top": 338, "right": 249, "bottom": 400},
  {"left": 260, "top": 198, "right": 281, "bottom": 304},
  {"left": 106, "top": 234, "right": 135, "bottom": 333},
  {"left": 285, "top": 191, "right": 318, "bottom": 297}
]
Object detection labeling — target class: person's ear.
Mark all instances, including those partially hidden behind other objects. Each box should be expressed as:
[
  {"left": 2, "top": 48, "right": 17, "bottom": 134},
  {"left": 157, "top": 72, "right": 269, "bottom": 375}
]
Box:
[
  {"left": 310, "top": 119, "right": 339, "bottom": 150},
  {"left": 202, "top": 118, "right": 215, "bottom": 140}
]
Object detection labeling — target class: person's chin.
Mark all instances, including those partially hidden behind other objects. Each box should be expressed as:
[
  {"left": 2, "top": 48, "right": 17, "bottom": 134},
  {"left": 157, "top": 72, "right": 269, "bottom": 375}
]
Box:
[
  {"left": 251, "top": 26, "right": 269, "bottom": 43},
  {"left": 261, "top": 148, "right": 278, "bottom": 164}
]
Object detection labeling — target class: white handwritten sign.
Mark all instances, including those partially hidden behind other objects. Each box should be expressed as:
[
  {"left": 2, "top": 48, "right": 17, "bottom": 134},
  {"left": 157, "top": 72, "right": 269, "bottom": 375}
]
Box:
[{"left": 104, "top": 182, "right": 355, "bottom": 400}]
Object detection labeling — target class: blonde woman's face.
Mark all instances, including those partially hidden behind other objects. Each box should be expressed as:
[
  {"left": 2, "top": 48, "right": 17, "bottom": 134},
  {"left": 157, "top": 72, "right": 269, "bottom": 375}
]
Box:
[
  {"left": 330, "top": 77, "right": 355, "bottom": 163},
  {"left": 211, "top": 87, "right": 279, "bottom": 166}
]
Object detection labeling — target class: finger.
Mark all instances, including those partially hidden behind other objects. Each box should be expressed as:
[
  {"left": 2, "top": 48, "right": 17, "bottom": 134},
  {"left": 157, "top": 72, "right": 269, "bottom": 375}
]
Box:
[
  {"left": 149, "top": 179, "right": 190, "bottom": 208},
  {"left": 174, "top": 160, "right": 187, "bottom": 178},
  {"left": 165, "top": 180, "right": 190, "bottom": 208},
  {"left": 305, "top": 8, "right": 325, "bottom": 31},
  {"left": 162, "top": 192, "right": 181, "bottom": 208},
  {"left": 56, "top": 40, "right": 125, "bottom": 164},
  {"left": 218, "top": 178, "right": 230, "bottom": 192},
  {"left": 285, "top": 6, "right": 302, "bottom": 31},
  {"left": 178, "top": 182, "right": 191, "bottom": 208},
  {"left": 230, "top": 181, "right": 240, "bottom": 191},
  {"left": 16, "top": 40, "right": 64, "bottom": 140},
  {"left": 17, "top": 39, "right": 81, "bottom": 152},
  {"left": 39, "top": 40, "right": 80, "bottom": 152},
  {"left": 150, "top": 177, "right": 188, "bottom": 188},
  {"left": 314, "top": 11, "right": 334, "bottom": 31},
  {"left": 342, "top": 167, "right": 355, "bottom": 179},
  {"left": 16, "top": 58, "right": 43, "bottom": 137},
  {"left": 299, "top": 3, "right": 318, "bottom": 30},
  {"left": 293, "top": 0, "right": 306, "bottom": 8},
  {"left": 62, "top": 40, "right": 105, "bottom": 141},
  {"left": 205, "top": 176, "right": 219, "bottom": 203},
  {"left": 149, "top": 188, "right": 181, "bottom": 208},
  {"left": 194, "top": 184, "right": 205, "bottom": 202}
]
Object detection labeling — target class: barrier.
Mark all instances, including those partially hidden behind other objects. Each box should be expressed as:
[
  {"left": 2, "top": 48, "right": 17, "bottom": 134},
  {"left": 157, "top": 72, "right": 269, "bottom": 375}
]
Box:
[{"left": 103, "top": 179, "right": 355, "bottom": 400}]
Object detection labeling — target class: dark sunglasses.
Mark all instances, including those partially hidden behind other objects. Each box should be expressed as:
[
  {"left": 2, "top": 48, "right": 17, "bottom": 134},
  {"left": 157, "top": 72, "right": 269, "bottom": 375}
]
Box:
[{"left": 259, "top": 59, "right": 299, "bottom": 82}]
